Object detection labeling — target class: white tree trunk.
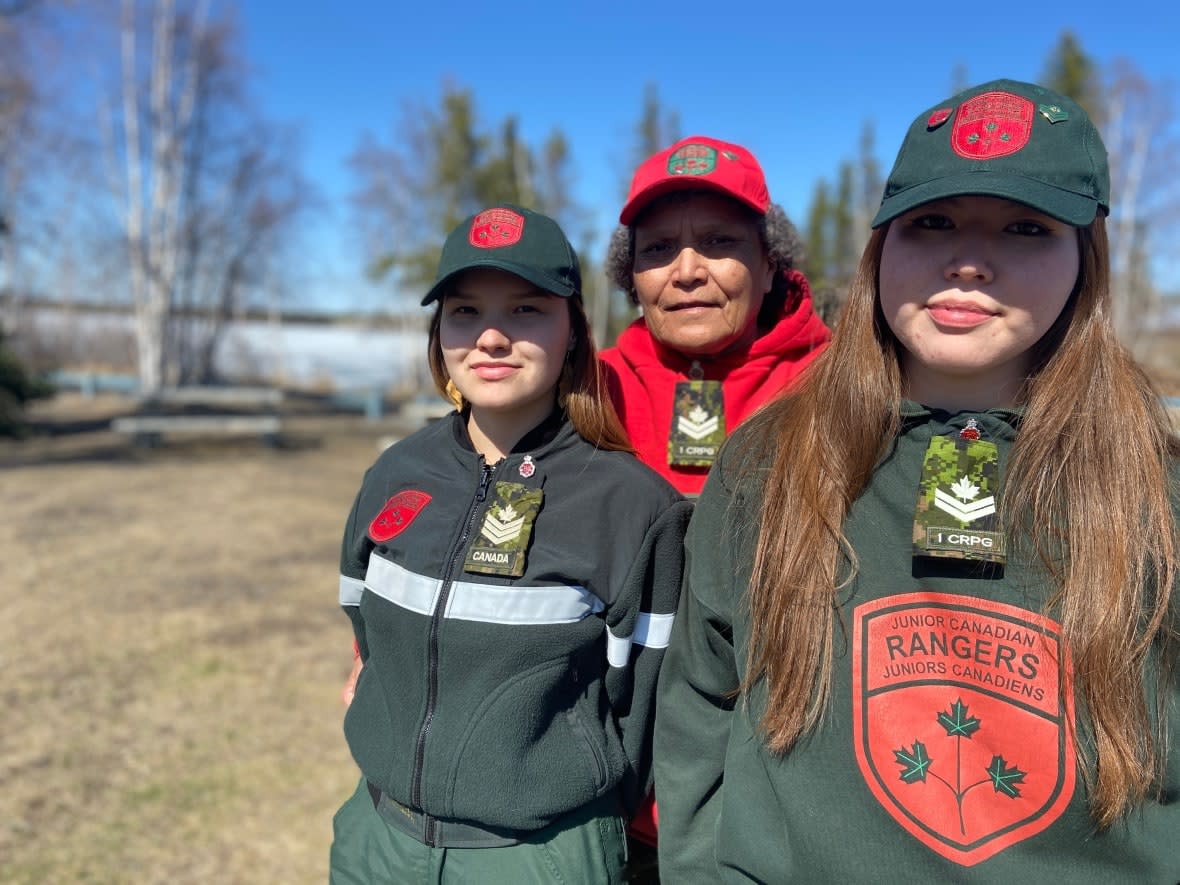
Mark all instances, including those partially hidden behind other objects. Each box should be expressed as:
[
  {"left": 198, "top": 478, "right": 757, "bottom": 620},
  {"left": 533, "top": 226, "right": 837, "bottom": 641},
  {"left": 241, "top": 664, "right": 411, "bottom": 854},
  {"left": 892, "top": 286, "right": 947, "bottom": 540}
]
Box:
[{"left": 119, "top": 0, "right": 207, "bottom": 395}]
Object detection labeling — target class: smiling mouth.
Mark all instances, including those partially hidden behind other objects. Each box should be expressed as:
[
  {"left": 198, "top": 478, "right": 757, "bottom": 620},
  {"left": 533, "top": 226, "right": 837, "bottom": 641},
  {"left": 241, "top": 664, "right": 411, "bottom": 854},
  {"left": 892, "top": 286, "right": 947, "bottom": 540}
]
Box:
[
  {"left": 472, "top": 364, "right": 517, "bottom": 380},
  {"left": 926, "top": 303, "right": 996, "bottom": 329}
]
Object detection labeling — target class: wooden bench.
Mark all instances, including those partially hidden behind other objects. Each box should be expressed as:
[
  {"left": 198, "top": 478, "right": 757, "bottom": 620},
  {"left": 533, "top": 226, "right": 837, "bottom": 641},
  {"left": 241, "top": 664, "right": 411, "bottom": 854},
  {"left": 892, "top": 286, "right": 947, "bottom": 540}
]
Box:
[
  {"left": 144, "top": 386, "right": 285, "bottom": 408},
  {"left": 111, "top": 386, "right": 285, "bottom": 446},
  {"left": 111, "top": 414, "right": 283, "bottom": 447}
]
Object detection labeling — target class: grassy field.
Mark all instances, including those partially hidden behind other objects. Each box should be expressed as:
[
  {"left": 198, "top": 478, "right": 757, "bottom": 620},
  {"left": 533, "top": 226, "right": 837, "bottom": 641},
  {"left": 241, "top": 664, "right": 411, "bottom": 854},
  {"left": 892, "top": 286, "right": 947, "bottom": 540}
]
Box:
[{"left": 0, "top": 395, "right": 401, "bottom": 885}]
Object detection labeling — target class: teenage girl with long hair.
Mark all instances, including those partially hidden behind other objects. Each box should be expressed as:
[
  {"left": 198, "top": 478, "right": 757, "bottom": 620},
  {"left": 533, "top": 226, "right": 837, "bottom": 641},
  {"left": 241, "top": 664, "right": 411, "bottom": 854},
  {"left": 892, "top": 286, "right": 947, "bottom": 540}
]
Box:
[{"left": 655, "top": 80, "right": 1178, "bottom": 882}]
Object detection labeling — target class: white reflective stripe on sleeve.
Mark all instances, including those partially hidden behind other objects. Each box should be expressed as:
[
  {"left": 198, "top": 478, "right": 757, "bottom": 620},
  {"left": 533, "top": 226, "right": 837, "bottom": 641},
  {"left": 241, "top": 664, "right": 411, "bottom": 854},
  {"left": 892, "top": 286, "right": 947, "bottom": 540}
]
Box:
[
  {"left": 605, "top": 612, "right": 676, "bottom": 669},
  {"left": 339, "top": 575, "right": 365, "bottom": 607},
  {"left": 633, "top": 612, "right": 675, "bottom": 649},
  {"left": 364, "top": 554, "right": 604, "bottom": 625},
  {"left": 606, "top": 626, "right": 632, "bottom": 669}
]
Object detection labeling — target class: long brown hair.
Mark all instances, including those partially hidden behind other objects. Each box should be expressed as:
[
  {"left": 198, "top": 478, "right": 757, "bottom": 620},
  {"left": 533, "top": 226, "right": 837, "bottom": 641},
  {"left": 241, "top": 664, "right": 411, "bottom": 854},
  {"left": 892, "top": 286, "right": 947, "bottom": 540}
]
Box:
[
  {"left": 427, "top": 289, "right": 633, "bottom": 453},
  {"left": 736, "top": 216, "right": 1178, "bottom": 827}
]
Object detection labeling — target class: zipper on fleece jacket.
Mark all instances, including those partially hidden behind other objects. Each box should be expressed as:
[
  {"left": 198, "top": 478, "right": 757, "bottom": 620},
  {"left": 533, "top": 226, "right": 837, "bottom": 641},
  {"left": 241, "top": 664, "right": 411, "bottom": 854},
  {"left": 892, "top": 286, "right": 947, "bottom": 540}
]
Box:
[{"left": 410, "top": 456, "right": 494, "bottom": 846}]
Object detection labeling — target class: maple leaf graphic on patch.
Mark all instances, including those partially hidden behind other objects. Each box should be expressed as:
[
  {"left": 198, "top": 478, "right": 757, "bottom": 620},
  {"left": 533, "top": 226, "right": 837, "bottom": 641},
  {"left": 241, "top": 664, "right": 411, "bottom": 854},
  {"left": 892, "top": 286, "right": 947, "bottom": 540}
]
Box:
[
  {"left": 893, "top": 698, "right": 1029, "bottom": 835},
  {"left": 480, "top": 501, "right": 526, "bottom": 545},
  {"left": 950, "top": 476, "right": 980, "bottom": 502},
  {"left": 986, "top": 756, "right": 1026, "bottom": 798},
  {"left": 893, "top": 741, "right": 932, "bottom": 784},
  {"left": 937, "top": 699, "right": 981, "bottom": 738}
]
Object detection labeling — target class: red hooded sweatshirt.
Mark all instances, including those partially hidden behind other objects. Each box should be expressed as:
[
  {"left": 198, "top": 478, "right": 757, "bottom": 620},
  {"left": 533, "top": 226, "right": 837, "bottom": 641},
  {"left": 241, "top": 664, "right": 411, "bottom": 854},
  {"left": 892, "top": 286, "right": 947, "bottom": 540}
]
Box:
[{"left": 599, "top": 269, "right": 831, "bottom": 497}]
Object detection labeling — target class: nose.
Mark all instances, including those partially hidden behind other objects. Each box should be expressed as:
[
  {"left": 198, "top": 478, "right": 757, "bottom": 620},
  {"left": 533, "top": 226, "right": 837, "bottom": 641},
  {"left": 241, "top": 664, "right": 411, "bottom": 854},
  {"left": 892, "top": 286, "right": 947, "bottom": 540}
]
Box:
[
  {"left": 475, "top": 323, "right": 511, "bottom": 352},
  {"left": 944, "top": 237, "right": 994, "bottom": 284},
  {"left": 671, "top": 246, "right": 708, "bottom": 287}
]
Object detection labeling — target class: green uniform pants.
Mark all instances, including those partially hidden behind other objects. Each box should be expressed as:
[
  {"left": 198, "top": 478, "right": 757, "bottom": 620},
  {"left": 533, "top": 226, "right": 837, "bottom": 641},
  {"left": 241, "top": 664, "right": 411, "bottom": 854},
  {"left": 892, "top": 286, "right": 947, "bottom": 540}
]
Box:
[{"left": 329, "top": 777, "right": 627, "bottom": 884}]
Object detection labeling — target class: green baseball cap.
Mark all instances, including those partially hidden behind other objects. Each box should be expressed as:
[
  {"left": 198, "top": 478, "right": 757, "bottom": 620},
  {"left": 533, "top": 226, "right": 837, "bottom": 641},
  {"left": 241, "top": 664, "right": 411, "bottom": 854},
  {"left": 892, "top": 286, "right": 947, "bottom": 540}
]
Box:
[
  {"left": 873, "top": 78, "right": 1109, "bottom": 228},
  {"left": 421, "top": 204, "right": 581, "bottom": 305}
]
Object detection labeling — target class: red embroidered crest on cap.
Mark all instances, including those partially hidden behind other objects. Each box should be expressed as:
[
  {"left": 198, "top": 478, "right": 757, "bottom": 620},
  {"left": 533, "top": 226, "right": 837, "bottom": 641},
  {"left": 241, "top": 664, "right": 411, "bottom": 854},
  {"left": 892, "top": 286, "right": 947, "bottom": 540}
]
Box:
[
  {"left": 368, "top": 490, "right": 433, "bottom": 542},
  {"left": 952, "top": 91, "right": 1034, "bottom": 159},
  {"left": 851, "top": 592, "right": 1076, "bottom": 867},
  {"left": 927, "top": 108, "right": 952, "bottom": 129},
  {"left": 469, "top": 208, "right": 524, "bottom": 249}
]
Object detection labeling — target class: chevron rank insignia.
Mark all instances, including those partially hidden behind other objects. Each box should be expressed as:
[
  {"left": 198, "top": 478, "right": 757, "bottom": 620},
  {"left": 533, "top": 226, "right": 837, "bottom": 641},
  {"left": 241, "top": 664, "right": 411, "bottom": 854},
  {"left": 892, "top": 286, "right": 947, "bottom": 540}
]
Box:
[
  {"left": 464, "top": 482, "right": 544, "bottom": 577},
  {"left": 668, "top": 380, "right": 726, "bottom": 467},
  {"left": 912, "top": 430, "right": 1006, "bottom": 563}
]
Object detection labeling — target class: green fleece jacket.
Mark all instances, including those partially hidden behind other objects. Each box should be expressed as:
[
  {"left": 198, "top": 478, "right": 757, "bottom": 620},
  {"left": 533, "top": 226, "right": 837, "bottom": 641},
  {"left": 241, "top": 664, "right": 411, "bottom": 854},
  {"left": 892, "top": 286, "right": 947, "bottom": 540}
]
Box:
[
  {"left": 340, "top": 411, "right": 691, "bottom": 836},
  {"left": 655, "top": 404, "right": 1179, "bottom": 883}
]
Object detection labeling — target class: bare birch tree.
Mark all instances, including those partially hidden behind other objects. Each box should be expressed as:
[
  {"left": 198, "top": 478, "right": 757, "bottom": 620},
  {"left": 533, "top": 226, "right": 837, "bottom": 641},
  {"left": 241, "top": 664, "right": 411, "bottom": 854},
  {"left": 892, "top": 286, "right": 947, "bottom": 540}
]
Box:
[
  {"left": 113, "top": 0, "right": 207, "bottom": 393},
  {"left": 106, "top": 0, "right": 310, "bottom": 391},
  {"left": 1100, "top": 61, "right": 1180, "bottom": 350},
  {"left": 1043, "top": 34, "right": 1180, "bottom": 352}
]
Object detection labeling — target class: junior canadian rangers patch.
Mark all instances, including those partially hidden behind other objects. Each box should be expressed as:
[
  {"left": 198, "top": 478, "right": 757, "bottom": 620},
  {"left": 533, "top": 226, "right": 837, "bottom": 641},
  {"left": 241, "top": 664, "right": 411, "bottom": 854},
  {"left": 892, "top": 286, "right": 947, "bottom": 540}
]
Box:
[
  {"left": 667, "top": 143, "right": 717, "bottom": 177},
  {"left": 668, "top": 380, "right": 726, "bottom": 467},
  {"left": 368, "top": 490, "right": 432, "bottom": 542},
  {"left": 468, "top": 208, "right": 524, "bottom": 249},
  {"left": 952, "top": 91, "right": 1034, "bottom": 160},
  {"left": 852, "top": 592, "right": 1076, "bottom": 866},
  {"left": 464, "top": 482, "right": 543, "bottom": 577}
]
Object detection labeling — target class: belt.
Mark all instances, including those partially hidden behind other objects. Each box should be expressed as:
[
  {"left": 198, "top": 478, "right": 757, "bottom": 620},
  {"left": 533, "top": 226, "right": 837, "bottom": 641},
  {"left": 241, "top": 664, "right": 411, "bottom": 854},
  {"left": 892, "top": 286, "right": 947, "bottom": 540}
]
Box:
[{"left": 366, "top": 781, "right": 525, "bottom": 848}]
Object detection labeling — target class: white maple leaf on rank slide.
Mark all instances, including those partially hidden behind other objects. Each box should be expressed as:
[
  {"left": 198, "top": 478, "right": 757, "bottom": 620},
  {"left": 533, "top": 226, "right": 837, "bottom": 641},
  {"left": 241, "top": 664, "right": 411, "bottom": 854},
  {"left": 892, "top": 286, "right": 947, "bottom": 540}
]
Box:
[
  {"left": 951, "top": 476, "right": 980, "bottom": 501},
  {"left": 677, "top": 406, "right": 719, "bottom": 441},
  {"left": 481, "top": 504, "right": 526, "bottom": 544},
  {"left": 933, "top": 475, "right": 996, "bottom": 524}
]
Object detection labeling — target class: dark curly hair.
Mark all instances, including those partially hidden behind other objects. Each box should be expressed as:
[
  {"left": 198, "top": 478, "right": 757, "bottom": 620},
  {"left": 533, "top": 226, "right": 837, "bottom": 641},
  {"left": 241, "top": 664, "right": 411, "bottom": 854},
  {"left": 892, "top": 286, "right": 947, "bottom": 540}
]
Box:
[{"left": 603, "top": 193, "right": 806, "bottom": 327}]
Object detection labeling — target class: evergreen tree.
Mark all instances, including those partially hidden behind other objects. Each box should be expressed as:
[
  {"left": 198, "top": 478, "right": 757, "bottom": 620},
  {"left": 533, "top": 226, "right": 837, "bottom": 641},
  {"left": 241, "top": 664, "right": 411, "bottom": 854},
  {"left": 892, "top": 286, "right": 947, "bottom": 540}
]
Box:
[
  {"left": 1042, "top": 31, "right": 1105, "bottom": 128},
  {"left": 0, "top": 324, "right": 51, "bottom": 436},
  {"left": 803, "top": 180, "right": 832, "bottom": 290},
  {"left": 351, "top": 85, "right": 587, "bottom": 305}
]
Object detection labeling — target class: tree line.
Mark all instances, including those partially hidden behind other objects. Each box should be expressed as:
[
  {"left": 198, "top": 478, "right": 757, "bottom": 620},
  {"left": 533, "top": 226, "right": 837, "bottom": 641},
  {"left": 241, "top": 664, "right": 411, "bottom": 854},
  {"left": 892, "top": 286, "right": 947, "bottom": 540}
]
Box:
[{"left": 1, "top": 3, "right": 1177, "bottom": 433}]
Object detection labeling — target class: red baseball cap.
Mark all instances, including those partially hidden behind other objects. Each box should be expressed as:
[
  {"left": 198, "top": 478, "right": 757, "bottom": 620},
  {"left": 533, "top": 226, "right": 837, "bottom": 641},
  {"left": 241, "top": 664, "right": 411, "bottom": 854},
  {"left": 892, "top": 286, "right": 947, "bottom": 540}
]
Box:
[{"left": 619, "top": 135, "right": 771, "bottom": 225}]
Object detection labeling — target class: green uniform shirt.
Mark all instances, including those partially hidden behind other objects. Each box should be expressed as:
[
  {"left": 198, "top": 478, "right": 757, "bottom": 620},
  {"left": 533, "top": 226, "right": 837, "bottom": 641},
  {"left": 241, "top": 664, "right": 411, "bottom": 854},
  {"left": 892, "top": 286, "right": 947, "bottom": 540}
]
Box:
[{"left": 655, "top": 404, "right": 1180, "bottom": 883}]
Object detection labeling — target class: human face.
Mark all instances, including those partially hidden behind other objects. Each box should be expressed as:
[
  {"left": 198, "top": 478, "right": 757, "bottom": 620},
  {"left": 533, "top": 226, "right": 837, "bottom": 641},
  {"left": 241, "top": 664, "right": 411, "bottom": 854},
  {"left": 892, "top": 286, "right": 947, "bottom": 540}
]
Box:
[
  {"left": 879, "top": 196, "right": 1080, "bottom": 410},
  {"left": 440, "top": 268, "right": 571, "bottom": 434},
  {"left": 631, "top": 193, "right": 774, "bottom": 358}
]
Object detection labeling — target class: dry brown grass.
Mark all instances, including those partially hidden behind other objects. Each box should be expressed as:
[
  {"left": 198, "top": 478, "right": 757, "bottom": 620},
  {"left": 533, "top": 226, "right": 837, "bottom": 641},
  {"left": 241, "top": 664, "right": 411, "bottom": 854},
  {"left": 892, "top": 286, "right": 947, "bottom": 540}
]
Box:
[{"left": 0, "top": 395, "right": 402, "bottom": 885}]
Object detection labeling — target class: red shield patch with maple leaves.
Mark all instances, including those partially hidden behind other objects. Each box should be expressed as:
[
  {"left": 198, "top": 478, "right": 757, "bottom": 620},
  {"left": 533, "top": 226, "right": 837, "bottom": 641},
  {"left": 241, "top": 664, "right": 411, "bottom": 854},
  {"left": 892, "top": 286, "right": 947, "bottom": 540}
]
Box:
[
  {"left": 368, "top": 490, "right": 432, "bottom": 542},
  {"left": 468, "top": 208, "right": 524, "bottom": 249},
  {"left": 951, "top": 91, "right": 1034, "bottom": 159},
  {"left": 851, "top": 592, "right": 1076, "bottom": 866}
]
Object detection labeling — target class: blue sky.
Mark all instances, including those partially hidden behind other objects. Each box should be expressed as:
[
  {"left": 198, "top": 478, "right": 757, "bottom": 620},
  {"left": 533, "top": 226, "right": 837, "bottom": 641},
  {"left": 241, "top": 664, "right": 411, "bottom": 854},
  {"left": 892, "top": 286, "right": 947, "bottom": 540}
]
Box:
[{"left": 236, "top": 1, "right": 1180, "bottom": 312}]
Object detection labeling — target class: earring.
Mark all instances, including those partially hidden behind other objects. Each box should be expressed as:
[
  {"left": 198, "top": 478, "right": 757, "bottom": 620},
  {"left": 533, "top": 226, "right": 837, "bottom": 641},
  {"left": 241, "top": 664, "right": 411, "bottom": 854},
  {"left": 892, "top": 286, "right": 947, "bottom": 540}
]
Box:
[{"left": 444, "top": 379, "right": 464, "bottom": 410}]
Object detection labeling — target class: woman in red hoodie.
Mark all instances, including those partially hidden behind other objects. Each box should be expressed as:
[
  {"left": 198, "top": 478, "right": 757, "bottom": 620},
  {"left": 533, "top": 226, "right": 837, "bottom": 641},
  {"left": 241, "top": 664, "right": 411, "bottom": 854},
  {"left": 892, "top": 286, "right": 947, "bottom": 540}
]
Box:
[
  {"left": 601, "top": 136, "right": 830, "bottom": 874},
  {"left": 601, "top": 135, "right": 830, "bottom": 497}
]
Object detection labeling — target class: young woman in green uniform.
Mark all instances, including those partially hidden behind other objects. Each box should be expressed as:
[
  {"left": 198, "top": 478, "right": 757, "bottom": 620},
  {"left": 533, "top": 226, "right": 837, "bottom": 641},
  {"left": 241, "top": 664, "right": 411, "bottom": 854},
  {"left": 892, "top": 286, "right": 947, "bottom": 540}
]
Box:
[
  {"left": 655, "top": 79, "right": 1178, "bottom": 883},
  {"left": 330, "top": 205, "right": 690, "bottom": 883}
]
